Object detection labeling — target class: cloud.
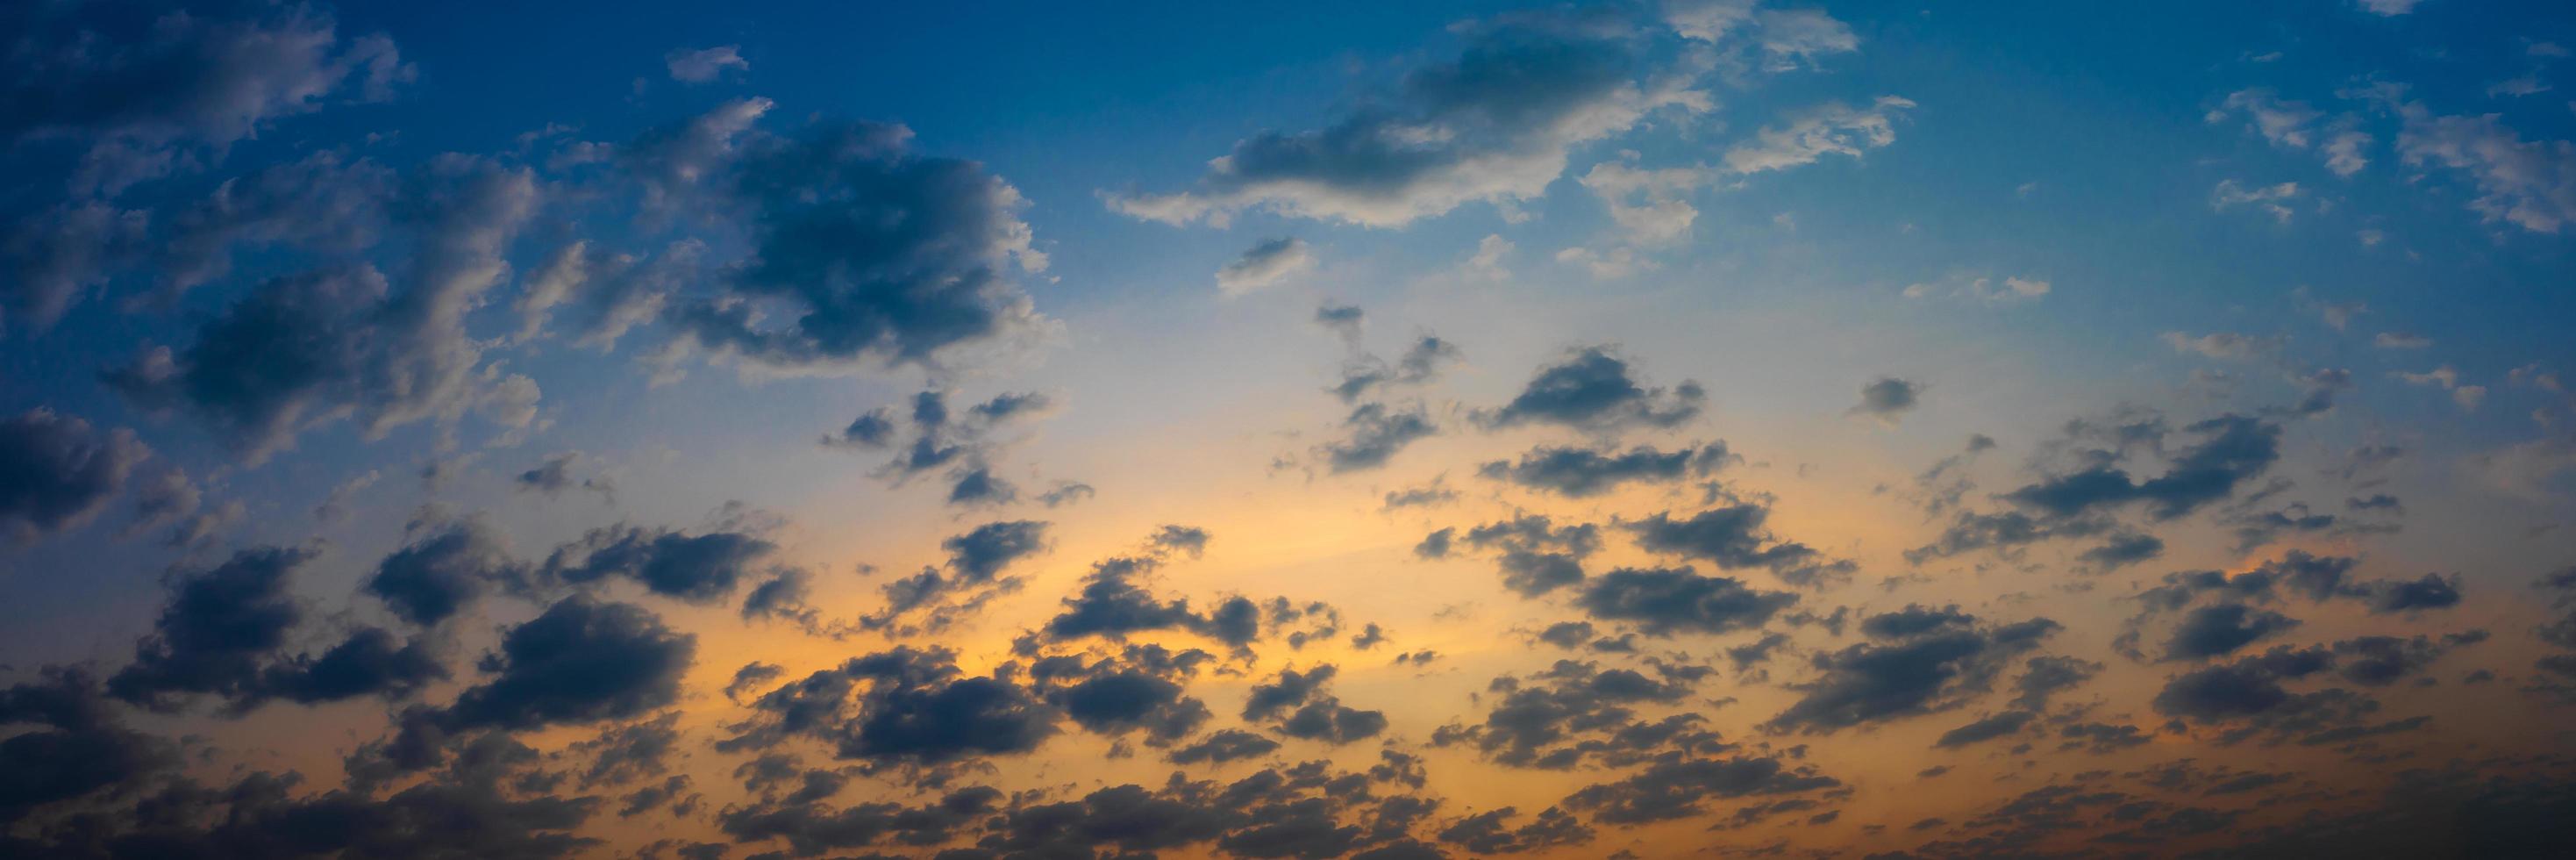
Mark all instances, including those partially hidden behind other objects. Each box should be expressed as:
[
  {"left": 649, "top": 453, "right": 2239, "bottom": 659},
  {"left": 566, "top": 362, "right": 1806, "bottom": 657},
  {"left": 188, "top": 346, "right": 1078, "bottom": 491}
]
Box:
[
  {"left": 2002, "top": 414, "right": 2281, "bottom": 521},
  {"left": 1849, "top": 376, "right": 1923, "bottom": 425},
  {"left": 103, "top": 155, "right": 541, "bottom": 462},
  {"left": 1766, "top": 608, "right": 2059, "bottom": 734},
  {"left": 1626, "top": 504, "right": 1849, "bottom": 588},
  {"left": 438, "top": 595, "right": 696, "bottom": 732},
  {"left": 367, "top": 514, "right": 530, "bottom": 627},
  {"left": 1106, "top": 11, "right": 1709, "bottom": 227},
  {"left": 1460, "top": 514, "right": 1602, "bottom": 596},
  {"left": 1433, "top": 659, "right": 1716, "bottom": 769},
  {"left": 1216, "top": 237, "right": 1317, "bottom": 295},
  {"left": 1319, "top": 402, "right": 1438, "bottom": 473},
  {"left": 1574, "top": 566, "right": 1798, "bottom": 636},
  {"left": 1478, "top": 441, "right": 1729, "bottom": 497},
  {"left": 1722, "top": 96, "right": 1915, "bottom": 174},
  {"left": 1477, "top": 347, "right": 1704, "bottom": 432},
  {"left": 722, "top": 645, "right": 1054, "bottom": 767},
  {"left": 1333, "top": 335, "right": 1461, "bottom": 403},
  {"left": 1032, "top": 648, "right": 1214, "bottom": 746},
  {"left": 1562, "top": 755, "right": 1841, "bottom": 825},
  {"left": 653, "top": 113, "right": 1050, "bottom": 371},
  {"left": 2358, "top": 0, "right": 2423, "bottom": 16},
  {"left": 825, "top": 390, "right": 1059, "bottom": 505},
  {"left": 1902, "top": 273, "right": 2052, "bottom": 305},
  {"left": 541, "top": 522, "right": 779, "bottom": 604},
  {"left": 0, "top": 408, "right": 149, "bottom": 544},
  {"left": 0, "top": 2, "right": 408, "bottom": 196},
  {"left": 107, "top": 546, "right": 446, "bottom": 713},
  {"left": 517, "top": 451, "right": 615, "bottom": 500},
  {"left": 665, "top": 45, "right": 749, "bottom": 82},
  {"left": 2209, "top": 179, "right": 2301, "bottom": 222}
]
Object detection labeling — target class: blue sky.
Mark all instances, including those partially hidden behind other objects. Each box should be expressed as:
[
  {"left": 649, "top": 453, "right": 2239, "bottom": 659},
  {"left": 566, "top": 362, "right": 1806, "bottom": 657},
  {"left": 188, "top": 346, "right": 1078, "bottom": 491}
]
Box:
[{"left": 4, "top": 1, "right": 2576, "bottom": 857}]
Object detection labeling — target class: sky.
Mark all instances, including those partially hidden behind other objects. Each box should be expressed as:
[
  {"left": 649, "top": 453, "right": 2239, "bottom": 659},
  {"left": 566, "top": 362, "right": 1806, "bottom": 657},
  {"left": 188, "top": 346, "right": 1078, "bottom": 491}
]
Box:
[{"left": 4, "top": 0, "right": 2576, "bottom": 857}]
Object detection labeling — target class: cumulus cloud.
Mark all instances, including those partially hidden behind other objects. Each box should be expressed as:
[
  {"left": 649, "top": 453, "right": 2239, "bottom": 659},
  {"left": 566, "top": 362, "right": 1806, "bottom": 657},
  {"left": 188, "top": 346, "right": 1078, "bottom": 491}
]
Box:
[{"left": 0, "top": 408, "right": 149, "bottom": 543}]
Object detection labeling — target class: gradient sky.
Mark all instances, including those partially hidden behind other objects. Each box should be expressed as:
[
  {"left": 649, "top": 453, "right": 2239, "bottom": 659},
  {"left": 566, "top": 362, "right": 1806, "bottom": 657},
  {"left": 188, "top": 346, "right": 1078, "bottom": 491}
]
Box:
[{"left": 4, "top": 1, "right": 2576, "bottom": 858}]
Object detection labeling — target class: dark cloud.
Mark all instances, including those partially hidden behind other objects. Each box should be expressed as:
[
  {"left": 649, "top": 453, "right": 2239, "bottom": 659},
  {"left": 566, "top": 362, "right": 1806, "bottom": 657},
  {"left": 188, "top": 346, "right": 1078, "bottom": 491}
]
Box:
[
  {"left": 0, "top": 2, "right": 405, "bottom": 195},
  {"left": 439, "top": 596, "right": 696, "bottom": 732},
  {"left": 2076, "top": 532, "right": 2165, "bottom": 570},
  {"left": 1850, "top": 376, "right": 1923, "bottom": 424},
  {"left": 1574, "top": 566, "right": 1797, "bottom": 636},
  {"left": 1477, "top": 347, "right": 1704, "bottom": 432},
  {"left": 656, "top": 113, "right": 1048, "bottom": 371},
  {"left": 1478, "top": 441, "right": 1730, "bottom": 497},
  {"left": 1439, "top": 806, "right": 1595, "bottom": 853},
  {"left": 1108, "top": 10, "right": 1697, "bottom": 227},
  {"left": 2164, "top": 604, "right": 2303, "bottom": 661},
  {"left": 1766, "top": 608, "right": 2059, "bottom": 734},
  {"left": 718, "top": 783, "right": 1000, "bottom": 856},
  {"left": 1320, "top": 402, "right": 1438, "bottom": 473},
  {"left": 1171, "top": 728, "right": 1283, "bottom": 764},
  {"left": 722, "top": 646, "right": 1054, "bottom": 768},
  {"left": 103, "top": 546, "right": 448, "bottom": 714},
  {"left": 0, "top": 408, "right": 148, "bottom": 543},
  {"left": 543, "top": 522, "right": 776, "bottom": 604},
  {"left": 2002, "top": 414, "right": 2280, "bottom": 522},
  {"left": 367, "top": 514, "right": 528, "bottom": 627},
  {"left": 1244, "top": 664, "right": 1388, "bottom": 745},
  {"left": 1216, "top": 236, "right": 1317, "bottom": 294},
  {"left": 1625, "top": 505, "right": 1851, "bottom": 588},
  {"left": 1433, "top": 659, "right": 1719, "bottom": 770},
  {"left": 2150, "top": 645, "right": 2420, "bottom": 747},
  {"left": 1562, "top": 753, "right": 1842, "bottom": 826},
  {"left": 1460, "top": 514, "right": 1602, "bottom": 596},
  {"left": 0, "top": 668, "right": 175, "bottom": 824},
  {"left": 104, "top": 156, "right": 541, "bottom": 462},
  {"left": 1031, "top": 646, "right": 1214, "bottom": 746},
  {"left": 1932, "top": 709, "right": 2037, "bottom": 749}
]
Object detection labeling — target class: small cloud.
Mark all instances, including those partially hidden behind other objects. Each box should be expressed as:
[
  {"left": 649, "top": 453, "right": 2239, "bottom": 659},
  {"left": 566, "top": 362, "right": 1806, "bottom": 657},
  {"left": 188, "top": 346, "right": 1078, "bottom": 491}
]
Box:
[
  {"left": 1850, "top": 377, "right": 1925, "bottom": 426},
  {"left": 2211, "top": 179, "right": 2301, "bottom": 222},
  {"left": 666, "top": 46, "right": 749, "bottom": 83},
  {"left": 2373, "top": 332, "right": 2432, "bottom": 349},
  {"left": 1215, "top": 237, "right": 1316, "bottom": 295}
]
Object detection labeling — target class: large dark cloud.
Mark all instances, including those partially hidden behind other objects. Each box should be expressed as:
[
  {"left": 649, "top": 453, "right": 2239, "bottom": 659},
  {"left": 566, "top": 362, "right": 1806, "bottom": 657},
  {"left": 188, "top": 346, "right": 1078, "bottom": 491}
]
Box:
[
  {"left": 109, "top": 546, "right": 443, "bottom": 713},
  {"left": 646, "top": 109, "right": 1049, "bottom": 371},
  {"left": 2002, "top": 414, "right": 2280, "bottom": 522},
  {"left": 0, "top": 408, "right": 149, "bottom": 543},
  {"left": 1561, "top": 753, "right": 1842, "bottom": 826},
  {"left": 1458, "top": 514, "right": 1602, "bottom": 596},
  {"left": 1766, "top": 607, "right": 2059, "bottom": 734},
  {"left": 718, "top": 780, "right": 999, "bottom": 856},
  {"left": 721, "top": 646, "right": 1054, "bottom": 768},
  {"left": 1108, "top": 9, "right": 1702, "bottom": 227},
  {"left": 1478, "top": 441, "right": 1729, "bottom": 497},
  {"left": 868, "top": 520, "right": 1052, "bottom": 628},
  {"left": 1042, "top": 527, "right": 1266, "bottom": 649},
  {"left": 2150, "top": 645, "right": 2426, "bottom": 747},
  {"left": 0, "top": 668, "right": 174, "bottom": 824},
  {"left": 1477, "top": 347, "right": 1704, "bottom": 433},
  {"left": 103, "top": 155, "right": 540, "bottom": 462},
  {"left": 1031, "top": 645, "right": 1213, "bottom": 746},
  {"left": 439, "top": 595, "right": 696, "bottom": 732},
  {"left": 366, "top": 514, "right": 529, "bottom": 627},
  {"left": 1244, "top": 664, "right": 1389, "bottom": 746}
]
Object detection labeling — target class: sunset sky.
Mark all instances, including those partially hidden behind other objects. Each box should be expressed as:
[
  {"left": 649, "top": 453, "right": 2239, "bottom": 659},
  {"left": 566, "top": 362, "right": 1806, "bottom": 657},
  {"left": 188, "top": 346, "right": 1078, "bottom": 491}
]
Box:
[{"left": 4, "top": 1, "right": 2576, "bottom": 857}]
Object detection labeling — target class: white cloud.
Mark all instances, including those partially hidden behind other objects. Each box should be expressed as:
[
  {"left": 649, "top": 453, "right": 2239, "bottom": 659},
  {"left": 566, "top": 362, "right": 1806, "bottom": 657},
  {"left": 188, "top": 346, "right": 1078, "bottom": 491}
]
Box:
[
  {"left": 1466, "top": 234, "right": 1514, "bottom": 279},
  {"left": 1723, "top": 96, "right": 1916, "bottom": 173},
  {"left": 666, "top": 46, "right": 750, "bottom": 83},
  {"left": 2211, "top": 179, "right": 2301, "bottom": 222},
  {"left": 2358, "top": 0, "right": 2423, "bottom": 16}
]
